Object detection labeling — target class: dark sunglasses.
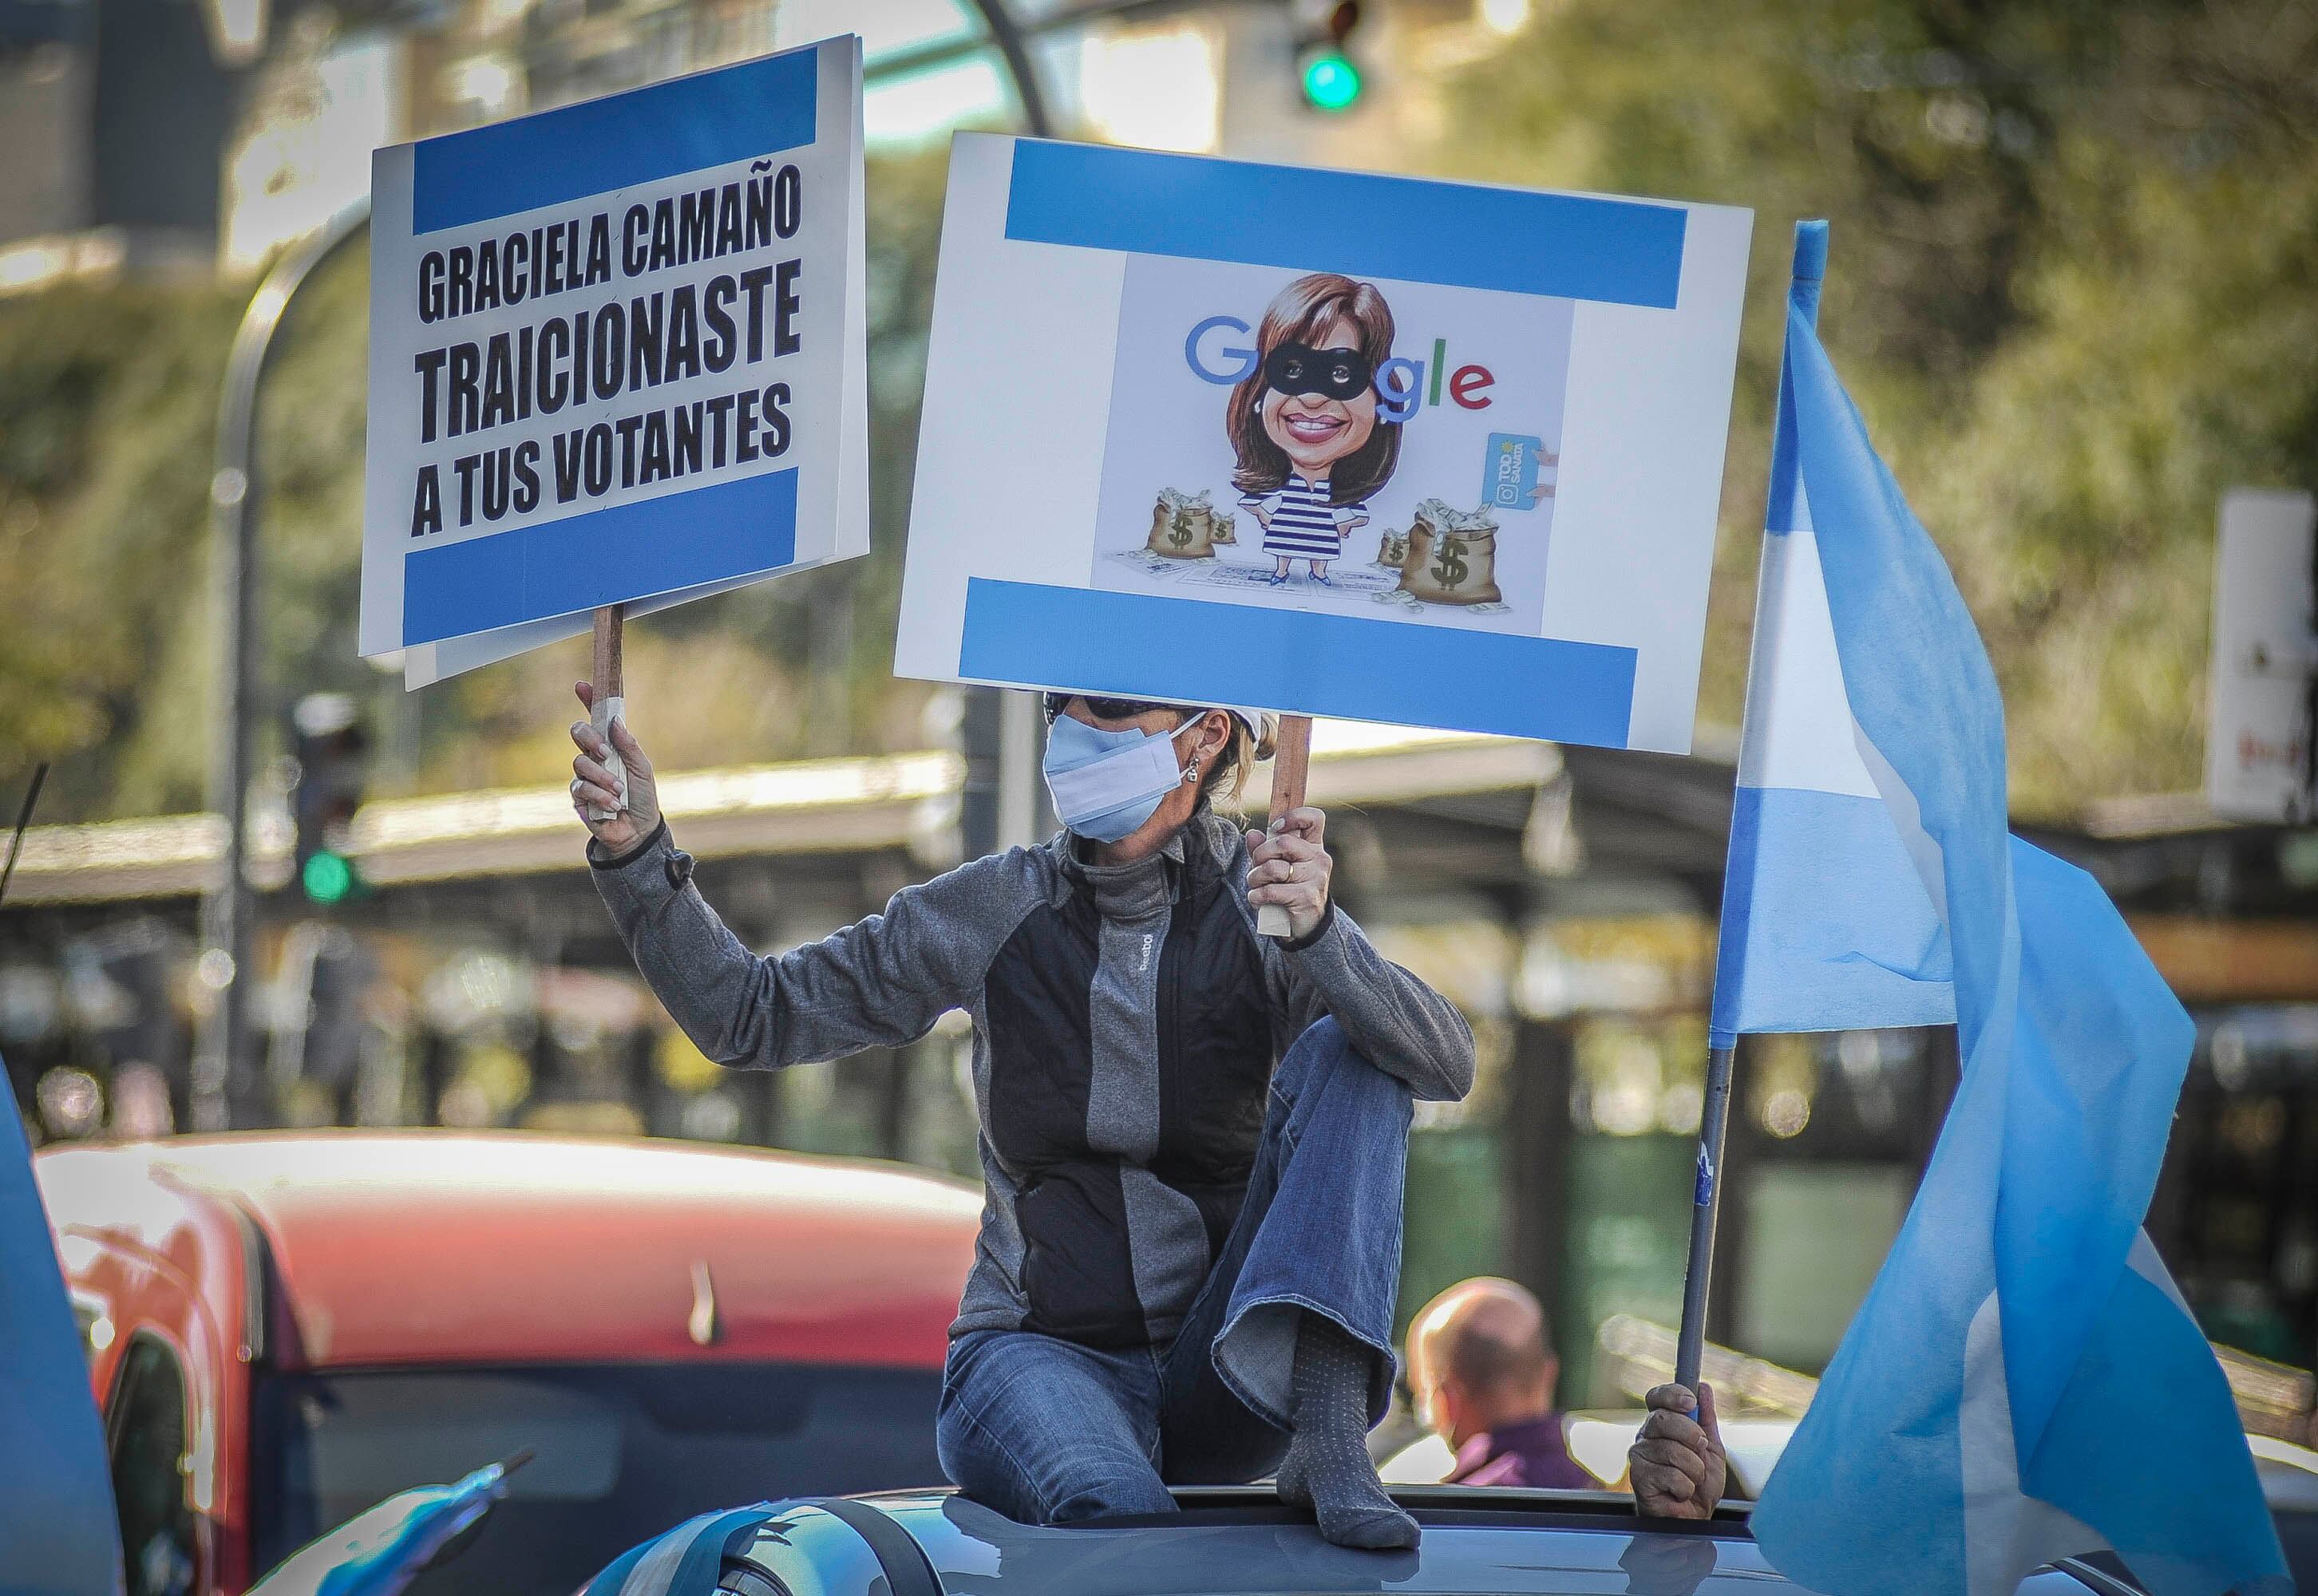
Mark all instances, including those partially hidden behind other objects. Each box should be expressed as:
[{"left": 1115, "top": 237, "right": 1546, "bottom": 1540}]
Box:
[
  {"left": 1263, "top": 342, "right": 1374, "bottom": 403},
  {"left": 1042, "top": 693, "right": 1186, "bottom": 725}
]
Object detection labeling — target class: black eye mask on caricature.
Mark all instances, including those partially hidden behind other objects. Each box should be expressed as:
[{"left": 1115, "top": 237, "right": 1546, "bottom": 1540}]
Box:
[{"left": 1262, "top": 342, "right": 1374, "bottom": 403}]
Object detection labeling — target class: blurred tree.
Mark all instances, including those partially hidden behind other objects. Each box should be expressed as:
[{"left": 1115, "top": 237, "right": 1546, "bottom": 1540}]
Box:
[
  {"left": 6, "top": 15, "right": 2314, "bottom": 825},
  {"left": 1437, "top": 0, "right": 2317, "bottom": 815},
  {"left": 0, "top": 281, "right": 238, "bottom": 820}
]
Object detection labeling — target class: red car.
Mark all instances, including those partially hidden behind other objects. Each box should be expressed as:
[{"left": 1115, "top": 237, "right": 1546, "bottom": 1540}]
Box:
[{"left": 37, "top": 1132, "right": 980, "bottom": 1596}]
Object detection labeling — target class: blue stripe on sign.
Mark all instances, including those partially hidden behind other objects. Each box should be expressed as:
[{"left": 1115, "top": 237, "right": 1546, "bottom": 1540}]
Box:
[
  {"left": 960, "top": 579, "right": 1637, "bottom": 746},
  {"left": 413, "top": 45, "right": 819, "bottom": 235},
  {"left": 402, "top": 470, "right": 797, "bottom": 646},
  {"left": 1707, "top": 784, "right": 1956, "bottom": 1048},
  {"left": 1005, "top": 142, "right": 1687, "bottom": 308}
]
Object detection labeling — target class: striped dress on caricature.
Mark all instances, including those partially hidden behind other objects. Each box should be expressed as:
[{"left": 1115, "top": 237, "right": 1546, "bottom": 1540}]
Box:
[{"left": 1247, "top": 475, "right": 1365, "bottom": 562}]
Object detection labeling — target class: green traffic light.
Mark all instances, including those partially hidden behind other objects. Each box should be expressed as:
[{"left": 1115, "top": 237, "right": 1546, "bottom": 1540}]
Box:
[
  {"left": 1301, "top": 52, "right": 1362, "bottom": 111},
  {"left": 303, "top": 850, "right": 354, "bottom": 904}
]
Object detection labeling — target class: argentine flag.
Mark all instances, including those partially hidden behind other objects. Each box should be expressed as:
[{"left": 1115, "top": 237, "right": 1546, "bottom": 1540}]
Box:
[
  {"left": 1733, "top": 224, "right": 2289, "bottom": 1596},
  {"left": 1, "top": 1068, "right": 122, "bottom": 1596},
  {"left": 244, "top": 1456, "right": 521, "bottom": 1596},
  {"left": 1707, "top": 227, "right": 1953, "bottom": 1049}
]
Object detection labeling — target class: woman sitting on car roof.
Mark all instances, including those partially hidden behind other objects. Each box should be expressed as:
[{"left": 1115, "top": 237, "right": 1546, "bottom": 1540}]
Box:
[{"left": 571, "top": 688, "right": 1472, "bottom": 1550}]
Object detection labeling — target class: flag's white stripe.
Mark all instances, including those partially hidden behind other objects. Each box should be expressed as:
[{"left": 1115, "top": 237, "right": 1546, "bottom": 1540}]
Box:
[
  {"left": 1852, "top": 720, "right": 1951, "bottom": 927},
  {"left": 1960, "top": 1288, "right": 2110, "bottom": 1596},
  {"left": 2127, "top": 1228, "right": 2192, "bottom": 1315},
  {"left": 1737, "top": 519, "right": 1886, "bottom": 800}
]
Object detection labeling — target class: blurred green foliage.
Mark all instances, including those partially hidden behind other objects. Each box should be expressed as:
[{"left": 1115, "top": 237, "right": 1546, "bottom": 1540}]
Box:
[
  {"left": 5, "top": 5, "right": 2315, "bottom": 823},
  {"left": 0, "top": 276, "right": 238, "bottom": 819},
  {"left": 1440, "top": 0, "right": 2317, "bottom": 816}
]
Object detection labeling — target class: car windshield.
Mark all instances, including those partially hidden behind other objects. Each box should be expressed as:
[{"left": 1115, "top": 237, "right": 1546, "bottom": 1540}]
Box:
[{"left": 251, "top": 1361, "right": 943, "bottom": 1596}]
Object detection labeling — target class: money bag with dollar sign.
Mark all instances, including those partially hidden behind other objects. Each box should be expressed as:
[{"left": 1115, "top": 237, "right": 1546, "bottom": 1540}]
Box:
[
  {"left": 1397, "top": 500, "right": 1505, "bottom": 606},
  {"left": 1144, "top": 488, "right": 1231, "bottom": 559}
]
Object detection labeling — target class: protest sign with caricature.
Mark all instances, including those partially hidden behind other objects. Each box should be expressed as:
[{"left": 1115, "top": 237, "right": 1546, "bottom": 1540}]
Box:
[
  {"left": 358, "top": 37, "right": 867, "bottom": 686},
  {"left": 896, "top": 136, "right": 1750, "bottom": 753}
]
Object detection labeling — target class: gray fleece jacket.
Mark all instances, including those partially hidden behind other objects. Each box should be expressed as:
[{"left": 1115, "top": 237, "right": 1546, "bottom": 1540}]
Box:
[{"left": 591, "top": 805, "right": 1474, "bottom": 1349}]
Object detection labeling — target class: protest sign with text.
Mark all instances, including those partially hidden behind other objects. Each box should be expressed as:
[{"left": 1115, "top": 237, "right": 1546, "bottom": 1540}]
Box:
[
  {"left": 360, "top": 37, "right": 867, "bottom": 686},
  {"left": 895, "top": 136, "right": 1750, "bottom": 753}
]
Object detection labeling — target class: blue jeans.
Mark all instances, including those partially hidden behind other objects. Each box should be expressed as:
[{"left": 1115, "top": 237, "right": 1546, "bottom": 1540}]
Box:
[{"left": 936, "top": 1017, "right": 1413, "bottom": 1523}]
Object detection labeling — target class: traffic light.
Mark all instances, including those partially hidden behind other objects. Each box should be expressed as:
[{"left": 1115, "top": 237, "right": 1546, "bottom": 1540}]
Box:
[
  {"left": 290, "top": 693, "right": 369, "bottom": 905},
  {"left": 1296, "top": 1, "right": 1364, "bottom": 113}
]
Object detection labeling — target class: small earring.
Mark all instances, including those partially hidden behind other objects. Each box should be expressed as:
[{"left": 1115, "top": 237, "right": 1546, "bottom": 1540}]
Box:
[{"left": 1184, "top": 755, "right": 1201, "bottom": 785}]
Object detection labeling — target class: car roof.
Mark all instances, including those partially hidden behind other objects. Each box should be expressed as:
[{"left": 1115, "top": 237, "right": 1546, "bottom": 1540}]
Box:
[
  {"left": 873, "top": 1488, "right": 1792, "bottom": 1594},
  {"left": 743, "top": 1488, "right": 2121, "bottom": 1595},
  {"left": 38, "top": 1131, "right": 979, "bottom": 1370}
]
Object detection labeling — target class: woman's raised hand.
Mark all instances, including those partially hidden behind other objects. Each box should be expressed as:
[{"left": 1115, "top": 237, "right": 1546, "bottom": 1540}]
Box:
[
  {"left": 570, "top": 681, "right": 661, "bottom": 855},
  {"left": 1245, "top": 806, "right": 1333, "bottom": 942}
]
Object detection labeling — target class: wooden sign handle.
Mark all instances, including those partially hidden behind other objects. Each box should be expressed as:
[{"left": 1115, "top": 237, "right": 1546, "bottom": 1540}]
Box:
[
  {"left": 1256, "top": 713, "right": 1313, "bottom": 938},
  {"left": 587, "top": 604, "right": 628, "bottom": 822}
]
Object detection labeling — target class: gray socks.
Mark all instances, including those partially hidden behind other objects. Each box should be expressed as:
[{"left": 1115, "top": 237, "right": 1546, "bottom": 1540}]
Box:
[{"left": 1276, "top": 1312, "right": 1418, "bottom": 1550}]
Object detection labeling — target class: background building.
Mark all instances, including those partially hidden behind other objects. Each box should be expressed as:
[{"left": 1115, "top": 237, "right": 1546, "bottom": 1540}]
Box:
[{"left": 0, "top": 0, "right": 243, "bottom": 282}]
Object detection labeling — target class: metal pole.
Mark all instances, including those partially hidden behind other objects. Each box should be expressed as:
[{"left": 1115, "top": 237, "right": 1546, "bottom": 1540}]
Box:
[
  {"left": 961, "top": 0, "right": 1055, "bottom": 138},
  {"left": 951, "top": 0, "right": 1053, "bottom": 859},
  {"left": 0, "top": 764, "right": 47, "bottom": 909},
  {"left": 866, "top": 0, "right": 1261, "bottom": 86},
  {"left": 1674, "top": 1042, "right": 1736, "bottom": 1393},
  {"left": 192, "top": 199, "right": 372, "bottom": 1132},
  {"left": 997, "top": 689, "right": 1044, "bottom": 847},
  {"left": 2303, "top": 515, "right": 2317, "bottom": 819}
]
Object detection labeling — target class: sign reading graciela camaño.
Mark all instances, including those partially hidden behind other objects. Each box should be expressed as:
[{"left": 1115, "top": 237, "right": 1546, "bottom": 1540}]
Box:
[
  {"left": 360, "top": 37, "right": 867, "bottom": 685},
  {"left": 894, "top": 136, "right": 1750, "bottom": 753}
]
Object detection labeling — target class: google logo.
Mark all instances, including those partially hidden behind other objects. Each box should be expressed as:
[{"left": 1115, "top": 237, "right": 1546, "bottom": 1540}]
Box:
[{"left": 1183, "top": 315, "right": 1495, "bottom": 423}]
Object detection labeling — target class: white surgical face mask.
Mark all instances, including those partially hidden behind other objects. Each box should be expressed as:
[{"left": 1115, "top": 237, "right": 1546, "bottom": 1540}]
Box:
[{"left": 1041, "top": 714, "right": 1190, "bottom": 843}]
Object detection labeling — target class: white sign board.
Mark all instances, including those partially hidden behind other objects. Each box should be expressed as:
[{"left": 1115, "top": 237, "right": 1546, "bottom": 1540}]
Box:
[
  {"left": 360, "top": 38, "right": 867, "bottom": 686},
  {"left": 894, "top": 136, "right": 1751, "bottom": 752},
  {"left": 2207, "top": 488, "right": 2316, "bottom": 822}
]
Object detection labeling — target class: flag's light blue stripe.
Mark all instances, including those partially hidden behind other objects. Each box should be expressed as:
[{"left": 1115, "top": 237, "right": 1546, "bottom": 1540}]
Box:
[
  {"left": 2028, "top": 1260, "right": 2291, "bottom": 1596},
  {"left": 1708, "top": 784, "right": 1956, "bottom": 1047},
  {"left": 402, "top": 470, "right": 797, "bottom": 646},
  {"left": 961, "top": 579, "right": 1637, "bottom": 747},
  {"left": 1004, "top": 142, "right": 1687, "bottom": 309},
  {"left": 1760, "top": 223, "right": 1822, "bottom": 538},
  {"left": 1999, "top": 838, "right": 2196, "bottom": 1464},
  {"left": 412, "top": 46, "right": 818, "bottom": 235}
]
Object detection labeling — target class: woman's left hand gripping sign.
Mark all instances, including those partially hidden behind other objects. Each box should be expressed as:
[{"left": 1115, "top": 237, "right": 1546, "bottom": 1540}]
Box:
[{"left": 1244, "top": 806, "right": 1334, "bottom": 942}]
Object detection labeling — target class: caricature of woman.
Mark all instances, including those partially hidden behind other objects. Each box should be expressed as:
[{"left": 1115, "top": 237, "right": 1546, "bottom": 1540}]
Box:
[{"left": 1228, "top": 273, "right": 1402, "bottom": 585}]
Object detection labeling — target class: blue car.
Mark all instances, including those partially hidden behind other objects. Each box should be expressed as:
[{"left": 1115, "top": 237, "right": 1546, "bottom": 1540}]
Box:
[{"left": 681, "top": 1487, "right": 2146, "bottom": 1596}]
